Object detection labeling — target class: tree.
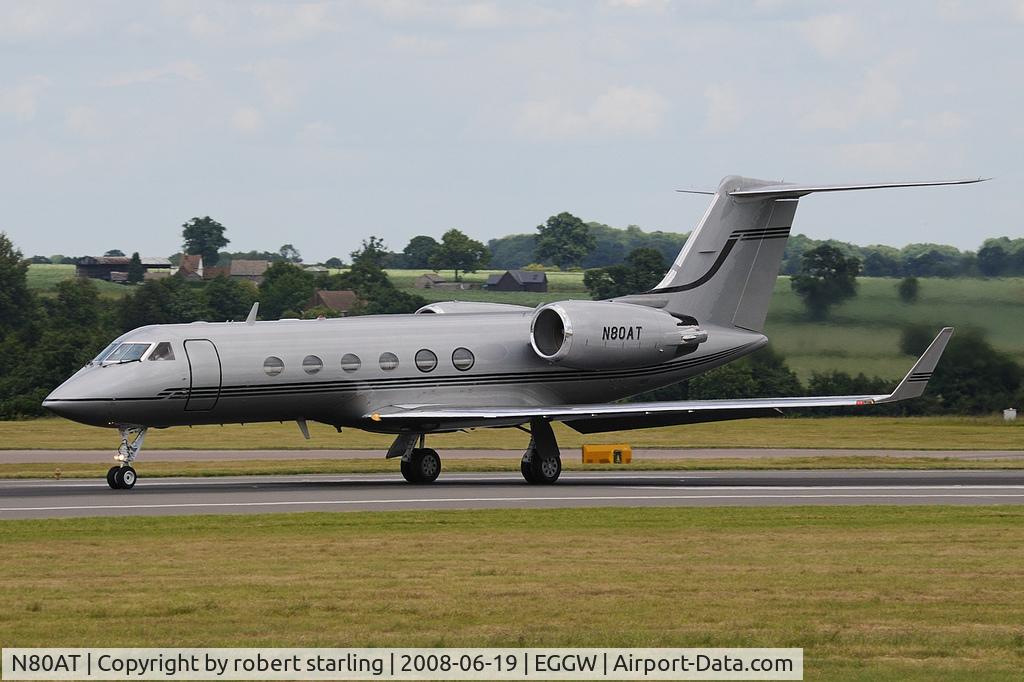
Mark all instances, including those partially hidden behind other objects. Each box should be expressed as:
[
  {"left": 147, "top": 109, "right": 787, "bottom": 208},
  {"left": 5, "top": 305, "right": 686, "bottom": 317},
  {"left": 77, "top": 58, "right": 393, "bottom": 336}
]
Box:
[
  {"left": 978, "top": 241, "right": 1010, "bottom": 276},
  {"left": 0, "top": 233, "right": 32, "bottom": 336},
  {"left": 535, "top": 212, "right": 596, "bottom": 269},
  {"left": 258, "top": 262, "right": 315, "bottom": 319},
  {"left": 204, "top": 276, "right": 257, "bottom": 321},
  {"left": 127, "top": 252, "right": 145, "bottom": 284},
  {"left": 897, "top": 276, "right": 919, "bottom": 304},
  {"left": 278, "top": 243, "right": 302, "bottom": 263},
  {"left": 584, "top": 247, "right": 667, "bottom": 299},
  {"left": 402, "top": 235, "right": 439, "bottom": 269},
  {"left": 324, "top": 257, "right": 345, "bottom": 269},
  {"left": 119, "top": 277, "right": 207, "bottom": 330},
  {"left": 182, "top": 216, "right": 229, "bottom": 266},
  {"left": 428, "top": 229, "right": 490, "bottom": 281},
  {"left": 790, "top": 244, "right": 861, "bottom": 319},
  {"left": 104, "top": 249, "right": 125, "bottom": 257}
]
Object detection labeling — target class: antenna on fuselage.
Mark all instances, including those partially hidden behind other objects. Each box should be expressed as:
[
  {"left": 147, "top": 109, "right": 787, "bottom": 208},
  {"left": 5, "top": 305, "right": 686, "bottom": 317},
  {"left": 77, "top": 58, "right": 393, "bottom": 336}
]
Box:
[{"left": 245, "top": 302, "right": 259, "bottom": 325}]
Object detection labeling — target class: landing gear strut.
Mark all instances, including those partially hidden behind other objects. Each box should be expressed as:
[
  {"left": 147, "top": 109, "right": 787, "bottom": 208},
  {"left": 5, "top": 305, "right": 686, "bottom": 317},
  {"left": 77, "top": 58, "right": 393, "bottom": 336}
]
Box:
[
  {"left": 108, "top": 425, "right": 146, "bottom": 490},
  {"left": 521, "top": 418, "right": 561, "bottom": 484}
]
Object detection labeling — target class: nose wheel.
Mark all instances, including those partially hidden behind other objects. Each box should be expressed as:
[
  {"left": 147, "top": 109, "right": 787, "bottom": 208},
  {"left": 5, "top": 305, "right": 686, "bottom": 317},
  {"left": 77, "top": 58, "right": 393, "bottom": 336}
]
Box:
[
  {"left": 107, "top": 425, "right": 146, "bottom": 490},
  {"left": 107, "top": 465, "right": 137, "bottom": 490}
]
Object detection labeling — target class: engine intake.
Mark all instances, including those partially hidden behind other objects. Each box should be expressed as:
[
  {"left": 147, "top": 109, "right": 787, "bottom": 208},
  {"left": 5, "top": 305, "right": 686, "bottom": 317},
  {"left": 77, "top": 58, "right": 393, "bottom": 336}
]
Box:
[{"left": 529, "top": 300, "right": 707, "bottom": 370}]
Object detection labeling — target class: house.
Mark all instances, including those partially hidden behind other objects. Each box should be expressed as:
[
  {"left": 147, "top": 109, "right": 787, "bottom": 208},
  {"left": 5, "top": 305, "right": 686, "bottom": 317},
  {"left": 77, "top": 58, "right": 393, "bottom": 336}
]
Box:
[
  {"left": 228, "top": 260, "right": 269, "bottom": 284},
  {"left": 307, "top": 289, "right": 359, "bottom": 316},
  {"left": 304, "top": 265, "right": 329, "bottom": 274},
  {"left": 176, "top": 254, "right": 204, "bottom": 281},
  {"left": 484, "top": 269, "right": 548, "bottom": 292},
  {"left": 76, "top": 256, "right": 173, "bottom": 281},
  {"left": 414, "top": 273, "right": 446, "bottom": 289}
]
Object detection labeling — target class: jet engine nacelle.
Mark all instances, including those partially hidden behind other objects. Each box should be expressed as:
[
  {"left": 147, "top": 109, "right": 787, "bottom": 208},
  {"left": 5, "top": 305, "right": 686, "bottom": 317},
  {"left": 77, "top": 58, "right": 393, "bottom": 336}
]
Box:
[{"left": 529, "top": 300, "right": 707, "bottom": 369}]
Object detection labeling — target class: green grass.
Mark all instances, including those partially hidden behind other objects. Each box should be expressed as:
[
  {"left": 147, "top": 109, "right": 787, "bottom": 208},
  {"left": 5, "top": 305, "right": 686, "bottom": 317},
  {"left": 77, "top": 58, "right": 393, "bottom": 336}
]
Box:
[
  {"left": 2, "top": 416, "right": 1022, "bottom": 451},
  {"left": 26, "top": 263, "right": 131, "bottom": 299},
  {"left": 2, "top": 507, "right": 1023, "bottom": 679},
  {"left": 6, "top": 455, "right": 1024, "bottom": 481}
]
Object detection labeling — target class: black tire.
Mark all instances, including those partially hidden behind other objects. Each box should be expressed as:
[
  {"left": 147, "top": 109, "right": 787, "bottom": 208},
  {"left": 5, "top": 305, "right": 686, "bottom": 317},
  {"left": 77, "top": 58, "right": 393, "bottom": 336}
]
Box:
[
  {"left": 530, "top": 454, "right": 561, "bottom": 484},
  {"left": 521, "top": 454, "right": 537, "bottom": 483},
  {"left": 120, "top": 466, "right": 137, "bottom": 489},
  {"left": 400, "top": 457, "right": 419, "bottom": 483},
  {"left": 402, "top": 449, "right": 442, "bottom": 484},
  {"left": 106, "top": 466, "right": 120, "bottom": 489}
]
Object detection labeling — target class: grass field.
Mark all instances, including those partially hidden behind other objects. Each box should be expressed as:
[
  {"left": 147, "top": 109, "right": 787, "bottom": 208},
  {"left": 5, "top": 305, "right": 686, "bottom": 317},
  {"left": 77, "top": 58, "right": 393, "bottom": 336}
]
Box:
[
  {"left": 28, "top": 264, "right": 1024, "bottom": 380},
  {"left": 2, "top": 416, "right": 1021, "bottom": 451},
  {"left": 2, "top": 507, "right": 1023, "bottom": 680}
]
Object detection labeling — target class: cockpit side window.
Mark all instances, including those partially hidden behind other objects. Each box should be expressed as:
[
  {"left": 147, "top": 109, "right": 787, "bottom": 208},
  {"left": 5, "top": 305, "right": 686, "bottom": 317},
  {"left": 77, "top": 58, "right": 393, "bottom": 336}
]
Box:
[
  {"left": 103, "top": 343, "right": 152, "bottom": 364},
  {"left": 149, "top": 342, "right": 175, "bottom": 361}
]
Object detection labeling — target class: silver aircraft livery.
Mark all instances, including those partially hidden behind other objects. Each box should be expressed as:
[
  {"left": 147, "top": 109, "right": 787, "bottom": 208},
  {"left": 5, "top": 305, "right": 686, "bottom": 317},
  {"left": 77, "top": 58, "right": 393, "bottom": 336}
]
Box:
[{"left": 43, "top": 175, "right": 981, "bottom": 489}]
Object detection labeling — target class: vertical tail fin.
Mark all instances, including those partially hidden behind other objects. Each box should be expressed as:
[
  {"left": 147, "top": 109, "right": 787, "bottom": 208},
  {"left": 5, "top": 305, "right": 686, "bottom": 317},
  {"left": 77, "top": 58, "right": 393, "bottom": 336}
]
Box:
[{"left": 619, "top": 175, "right": 985, "bottom": 333}]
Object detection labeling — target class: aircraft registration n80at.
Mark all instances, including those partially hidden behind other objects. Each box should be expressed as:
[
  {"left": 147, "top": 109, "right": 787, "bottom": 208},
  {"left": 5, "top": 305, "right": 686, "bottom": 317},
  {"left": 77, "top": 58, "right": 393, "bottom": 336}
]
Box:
[{"left": 43, "top": 175, "right": 981, "bottom": 489}]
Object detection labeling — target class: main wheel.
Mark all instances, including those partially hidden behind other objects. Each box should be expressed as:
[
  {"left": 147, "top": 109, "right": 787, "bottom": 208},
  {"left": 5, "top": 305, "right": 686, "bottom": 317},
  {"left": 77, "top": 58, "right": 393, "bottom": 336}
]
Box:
[
  {"left": 529, "top": 453, "right": 561, "bottom": 484},
  {"left": 520, "top": 454, "right": 537, "bottom": 483},
  {"left": 106, "top": 466, "right": 120, "bottom": 489},
  {"left": 402, "top": 448, "right": 441, "bottom": 484}
]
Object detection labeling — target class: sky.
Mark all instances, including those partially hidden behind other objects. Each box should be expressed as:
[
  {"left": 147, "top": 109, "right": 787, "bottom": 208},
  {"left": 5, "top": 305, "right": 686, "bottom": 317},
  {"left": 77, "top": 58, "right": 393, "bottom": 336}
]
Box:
[{"left": 1, "top": 0, "right": 1022, "bottom": 262}]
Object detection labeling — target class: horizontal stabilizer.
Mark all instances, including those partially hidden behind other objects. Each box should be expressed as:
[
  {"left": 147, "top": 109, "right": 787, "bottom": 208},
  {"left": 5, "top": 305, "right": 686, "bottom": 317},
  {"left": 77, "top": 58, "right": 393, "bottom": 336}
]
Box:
[
  {"left": 366, "top": 328, "right": 953, "bottom": 432},
  {"left": 729, "top": 178, "right": 988, "bottom": 200}
]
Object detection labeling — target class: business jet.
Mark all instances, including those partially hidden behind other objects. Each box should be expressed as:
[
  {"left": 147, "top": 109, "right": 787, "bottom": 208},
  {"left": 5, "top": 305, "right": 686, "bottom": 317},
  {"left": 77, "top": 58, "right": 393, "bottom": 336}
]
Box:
[{"left": 43, "top": 175, "right": 979, "bottom": 489}]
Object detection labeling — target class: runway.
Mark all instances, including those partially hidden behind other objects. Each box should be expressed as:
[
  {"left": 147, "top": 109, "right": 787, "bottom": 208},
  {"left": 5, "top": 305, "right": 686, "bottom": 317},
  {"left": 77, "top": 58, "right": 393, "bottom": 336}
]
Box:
[{"left": 3, "top": 470, "right": 1024, "bottom": 519}]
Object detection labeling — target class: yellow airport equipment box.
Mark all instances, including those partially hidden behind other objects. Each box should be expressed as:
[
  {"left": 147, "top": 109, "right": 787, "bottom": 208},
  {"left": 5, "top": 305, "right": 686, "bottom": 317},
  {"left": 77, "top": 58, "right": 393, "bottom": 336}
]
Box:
[{"left": 582, "top": 444, "right": 632, "bottom": 464}]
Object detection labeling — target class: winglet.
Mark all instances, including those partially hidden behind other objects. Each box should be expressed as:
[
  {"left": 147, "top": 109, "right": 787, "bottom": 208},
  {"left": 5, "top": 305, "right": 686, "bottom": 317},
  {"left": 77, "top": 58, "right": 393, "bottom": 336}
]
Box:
[
  {"left": 878, "top": 327, "right": 954, "bottom": 403},
  {"left": 245, "top": 302, "right": 259, "bottom": 325}
]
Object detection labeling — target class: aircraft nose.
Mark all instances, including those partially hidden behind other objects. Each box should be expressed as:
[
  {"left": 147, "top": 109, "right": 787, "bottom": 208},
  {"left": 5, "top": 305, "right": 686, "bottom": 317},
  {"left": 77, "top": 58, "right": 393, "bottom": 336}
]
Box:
[{"left": 43, "top": 378, "right": 111, "bottom": 427}]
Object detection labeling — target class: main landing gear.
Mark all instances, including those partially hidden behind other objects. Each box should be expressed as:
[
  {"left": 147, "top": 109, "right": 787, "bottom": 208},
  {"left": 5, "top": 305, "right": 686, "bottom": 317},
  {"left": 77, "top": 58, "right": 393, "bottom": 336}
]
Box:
[
  {"left": 107, "top": 425, "right": 146, "bottom": 490},
  {"left": 389, "top": 433, "right": 442, "bottom": 484},
  {"left": 520, "top": 418, "right": 562, "bottom": 485}
]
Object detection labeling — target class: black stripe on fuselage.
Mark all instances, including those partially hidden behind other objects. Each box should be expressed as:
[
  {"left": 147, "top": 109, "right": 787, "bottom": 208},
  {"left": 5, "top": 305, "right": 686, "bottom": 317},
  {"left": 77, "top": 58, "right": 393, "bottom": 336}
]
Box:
[{"left": 150, "top": 345, "right": 753, "bottom": 401}]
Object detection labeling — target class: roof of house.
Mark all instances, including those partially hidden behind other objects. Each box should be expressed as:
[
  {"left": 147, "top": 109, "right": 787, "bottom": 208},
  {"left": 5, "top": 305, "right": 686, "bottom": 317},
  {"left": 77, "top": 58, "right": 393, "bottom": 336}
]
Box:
[
  {"left": 312, "top": 289, "right": 359, "bottom": 312},
  {"left": 178, "top": 254, "right": 203, "bottom": 273},
  {"left": 230, "top": 260, "right": 269, "bottom": 276},
  {"left": 80, "top": 256, "right": 171, "bottom": 267},
  {"left": 509, "top": 269, "right": 547, "bottom": 284},
  {"left": 485, "top": 274, "right": 502, "bottom": 285}
]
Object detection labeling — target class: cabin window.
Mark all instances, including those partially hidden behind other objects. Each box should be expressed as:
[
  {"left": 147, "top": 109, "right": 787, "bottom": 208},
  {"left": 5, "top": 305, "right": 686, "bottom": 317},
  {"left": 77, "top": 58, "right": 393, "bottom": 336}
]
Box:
[
  {"left": 379, "top": 352, "right": 399, "bottom": 371},
  {"left": 341, "top": 353, "right": 361, "bottom": 373},
  {"left": 263, "top": 356, "right": 284, "bottom": 376},
  {"left": 103, "top": 343, "right": 152, "bottom": 364},
  {"left": 415, "top": 349, "right": 438, "bottom": 373},
  {"left": 303, "top": 355, "right": 323, "bottom": 374},
  {"left": 452, "top": 347, "right": 475, "bottom": 371},
  {"left": 149, "top": 342, "right": 175, "bottom": 361}
]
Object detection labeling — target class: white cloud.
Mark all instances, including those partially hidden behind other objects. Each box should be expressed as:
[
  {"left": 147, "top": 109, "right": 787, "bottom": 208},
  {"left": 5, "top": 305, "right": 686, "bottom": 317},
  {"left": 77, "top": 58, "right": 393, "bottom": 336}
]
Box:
[
  {"left": 704, "top": 84, "right": 742, "bottom": 133},
  {"left": 798, "top": 13, "right": 863, "bottom": 59},
  {"left": 0, "top": 2, "right": 95, "bottom": 42},
  {"left": 389, "top": 33, "right": 448, "bottom": 55},
  {"left": 64, "top": 106, "right": 104, "bottom": 138},
  {"left": 834, "top": 141, "right": 931, "bottom": 172},
  {"left": 0, "top": 75, "right": 50, "bottom": 121},
  {"left": 518, "top": 86, "right": 668, "bottom": 139},
  {"left": 298, "top": 121, "right": 337, "bottom": 144},
  {"left": 799, "top": 56, "right": 908, "bottom": 131},
  {"left": 245, "top": 60, "right": 305, "bottom": 110},
  {"left": 231, "top": 107, "right": 264, "bottom": 134},
  {"left": 102, "top": 61, "right": 203, "bottom": 88},
  {"left": 603, "top": 0, "right": 671, "bottom": 11},
  {"left": 922, "top": 111, "right": 966, "bottom": 134}
]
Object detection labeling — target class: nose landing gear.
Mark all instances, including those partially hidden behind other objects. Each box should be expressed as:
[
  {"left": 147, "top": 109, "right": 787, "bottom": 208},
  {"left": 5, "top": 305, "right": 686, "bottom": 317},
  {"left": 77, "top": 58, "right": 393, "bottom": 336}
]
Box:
[{"left": 107, "top": 426, "right": 146, "bottom": 490}]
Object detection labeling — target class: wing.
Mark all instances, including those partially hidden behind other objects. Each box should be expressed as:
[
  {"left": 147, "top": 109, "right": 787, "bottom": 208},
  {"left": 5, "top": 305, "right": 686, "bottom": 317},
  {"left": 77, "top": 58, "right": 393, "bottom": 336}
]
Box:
[
  {"left": 728, "top": 178, "right": 987, "bottom": 200},
  {"left": 367, "top": 328, "right": 953, "bottom": 433}
]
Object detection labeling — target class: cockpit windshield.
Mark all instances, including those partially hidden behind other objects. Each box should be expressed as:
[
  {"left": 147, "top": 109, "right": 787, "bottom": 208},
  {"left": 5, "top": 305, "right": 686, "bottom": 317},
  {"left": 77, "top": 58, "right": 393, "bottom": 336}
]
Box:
[
  {"left": 91, "top": 341, "right": 120, "bottom": 365},
  {"left": 102, "top": 343, "right": 153, "bottom": 364}
]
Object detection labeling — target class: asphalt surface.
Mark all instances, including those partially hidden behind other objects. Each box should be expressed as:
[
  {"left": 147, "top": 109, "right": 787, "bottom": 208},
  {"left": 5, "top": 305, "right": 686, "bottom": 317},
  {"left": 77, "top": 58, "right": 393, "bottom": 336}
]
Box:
[
  {"left": 3, "top": 470, "right": 1024, "bottom": 519},
  {"left": 4, "top": 448, "right": 1024, "bottom": 462}
]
